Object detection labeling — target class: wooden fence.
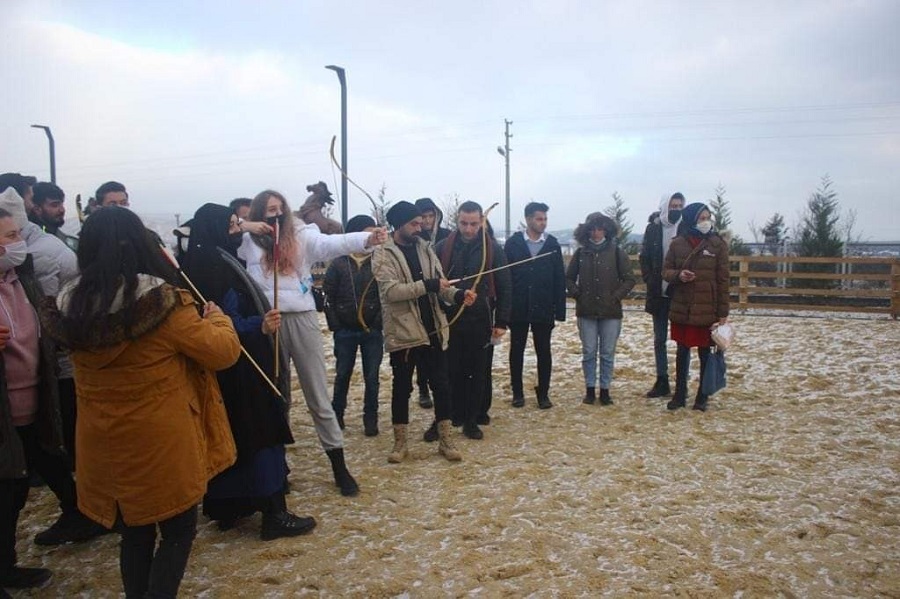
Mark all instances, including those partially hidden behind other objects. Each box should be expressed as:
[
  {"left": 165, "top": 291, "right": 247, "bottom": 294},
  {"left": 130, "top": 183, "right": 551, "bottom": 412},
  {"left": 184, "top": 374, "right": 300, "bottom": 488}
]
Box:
[{"left": 608, "top": 255, "right": 900, "bottom": 318}]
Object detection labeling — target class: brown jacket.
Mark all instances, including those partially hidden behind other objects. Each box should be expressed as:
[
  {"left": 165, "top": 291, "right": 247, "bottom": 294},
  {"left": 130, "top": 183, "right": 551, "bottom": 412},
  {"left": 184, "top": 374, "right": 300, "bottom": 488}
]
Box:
[
  {"left": 663, "top": 234, "right": 730, "bottom": 327},
  {"left": 43, "top": 276, "right": 240, "bottom": 527}
]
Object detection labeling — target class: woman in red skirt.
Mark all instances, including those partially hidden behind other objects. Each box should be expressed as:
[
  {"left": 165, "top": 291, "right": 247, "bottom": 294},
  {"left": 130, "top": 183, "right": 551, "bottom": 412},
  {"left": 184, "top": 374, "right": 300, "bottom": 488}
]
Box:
[{"left": 663, "top": 203, "right": 729, "bottom": 411}]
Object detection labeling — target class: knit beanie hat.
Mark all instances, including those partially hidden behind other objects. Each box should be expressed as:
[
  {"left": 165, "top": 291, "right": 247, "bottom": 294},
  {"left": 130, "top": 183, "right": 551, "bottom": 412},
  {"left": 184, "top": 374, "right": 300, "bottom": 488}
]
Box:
[
  {"left": 0, "top": 187, "right": 29, "bottom": 229},
  {"left": 386, "top": 201, "right": 421, "bottom": 229},
  {"left": 346, "top": 214, "right": 376, "bottom": 233}
]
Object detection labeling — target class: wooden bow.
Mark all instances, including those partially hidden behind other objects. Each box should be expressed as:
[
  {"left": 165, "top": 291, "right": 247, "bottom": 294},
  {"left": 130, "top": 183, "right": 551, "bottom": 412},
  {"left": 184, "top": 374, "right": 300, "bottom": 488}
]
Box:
[
  {"left": 444, "top": 202, "right": 499, "bottom": 330},
  {"left": 329, "top": 135, "right": 384, "bottom": 226}
]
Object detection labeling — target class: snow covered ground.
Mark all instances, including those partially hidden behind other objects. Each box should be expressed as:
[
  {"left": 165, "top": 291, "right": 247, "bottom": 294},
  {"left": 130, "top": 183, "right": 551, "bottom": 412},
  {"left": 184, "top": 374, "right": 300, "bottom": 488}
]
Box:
[{"left": 16, "top": 309, "right": 900, "bottom": 597}]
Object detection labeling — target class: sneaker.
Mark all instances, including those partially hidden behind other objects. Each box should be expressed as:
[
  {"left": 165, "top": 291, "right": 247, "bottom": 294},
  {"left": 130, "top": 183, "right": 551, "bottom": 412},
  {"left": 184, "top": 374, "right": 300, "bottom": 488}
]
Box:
[
  {"left": 417, "top": 390, "right": 433, "bottom": 409},
  {"left": 260, "top": 512, "right": 317, "bottom": 541},
  {"left": 0, "top": 566, "right": 52, "bottom": 589},
  {"left": 462, "top": 423, "right": 484, "bottom": 440},
  {"left": 34, "top": 510, "right": 111, "bottom": 546},
  {"left": 511, "top": 396, "right": 525, "bottom": 408},
  {"left": 422, "top": 420, "right": 438, "bottom": 443}
]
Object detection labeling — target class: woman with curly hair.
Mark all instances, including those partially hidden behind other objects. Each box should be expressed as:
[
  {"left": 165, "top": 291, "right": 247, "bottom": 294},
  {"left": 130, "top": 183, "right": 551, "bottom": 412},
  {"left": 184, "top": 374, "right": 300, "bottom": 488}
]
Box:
[{"left": 565, "top": 213, "right": 636, "bottom": 406}]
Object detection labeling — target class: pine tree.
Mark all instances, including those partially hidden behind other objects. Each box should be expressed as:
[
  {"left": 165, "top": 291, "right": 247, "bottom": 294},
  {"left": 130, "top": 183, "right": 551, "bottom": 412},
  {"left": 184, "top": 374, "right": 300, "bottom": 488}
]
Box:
[
  {"left": 603, "top": 191, "right": 634, "bottom": 250},
  {"left": 709, "top": 183, "right": 732, "bottom": 231},
  {"left": 442, "top": 193, "right": 461, "bottom": 229},
  {"left": 795, "top": 175, "right": 844, "bottom": 288},
  {"left": 372, "top": 183, "right": 391, "bottom": 225},
  {"left": 761, "top": 213, "right": 787, "bottom": 254}
]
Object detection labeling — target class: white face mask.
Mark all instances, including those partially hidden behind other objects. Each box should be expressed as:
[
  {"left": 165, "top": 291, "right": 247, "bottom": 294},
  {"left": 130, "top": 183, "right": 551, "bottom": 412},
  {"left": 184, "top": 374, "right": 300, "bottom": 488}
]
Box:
[
  {"left": 0, "top": 240, "right": 27, "bottom": 271},
  {"left": 695, "top": 221, "right": 713, "bottom": 235}
]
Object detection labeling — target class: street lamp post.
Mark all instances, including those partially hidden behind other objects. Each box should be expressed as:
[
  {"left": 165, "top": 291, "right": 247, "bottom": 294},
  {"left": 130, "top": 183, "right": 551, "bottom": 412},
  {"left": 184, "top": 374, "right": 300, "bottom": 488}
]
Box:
[
  {"left": 325, "top": 65, "right": 348, "bottom": 228},
  {"left": 31, "top": 124, "right": 56, "bottom": 184},
  {"left": 497, "top": 119, "right": 512, "bottom": 240}
]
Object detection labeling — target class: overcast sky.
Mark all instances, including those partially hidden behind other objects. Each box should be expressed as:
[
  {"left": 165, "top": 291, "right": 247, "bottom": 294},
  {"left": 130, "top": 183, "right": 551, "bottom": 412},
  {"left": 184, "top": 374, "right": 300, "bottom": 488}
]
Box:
[{"left": 2, "top": 0, "right": 898, "bottom": 240}]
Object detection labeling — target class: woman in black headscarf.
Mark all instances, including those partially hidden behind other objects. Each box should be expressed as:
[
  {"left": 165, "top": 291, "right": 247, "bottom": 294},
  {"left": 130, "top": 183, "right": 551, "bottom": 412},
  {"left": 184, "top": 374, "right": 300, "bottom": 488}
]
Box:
[{"left": 182, "top": 203, "right": 316, "bottom": 540}]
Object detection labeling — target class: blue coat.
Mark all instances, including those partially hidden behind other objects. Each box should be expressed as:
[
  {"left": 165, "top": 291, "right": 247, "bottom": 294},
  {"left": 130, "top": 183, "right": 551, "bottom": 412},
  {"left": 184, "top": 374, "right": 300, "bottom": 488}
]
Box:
[{"left": 503, "top": 232, "right": 567, "bottom": 325}]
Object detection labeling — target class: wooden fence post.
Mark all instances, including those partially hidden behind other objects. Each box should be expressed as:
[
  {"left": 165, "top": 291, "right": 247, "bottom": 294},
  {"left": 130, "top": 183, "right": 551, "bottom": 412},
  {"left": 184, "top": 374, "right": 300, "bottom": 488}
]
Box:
[
  {"left": 739, "top": 257, "right": 749, "bottom": 309},
  {"left": 892, "top": 259, "right": 900, "bottom": 320}
]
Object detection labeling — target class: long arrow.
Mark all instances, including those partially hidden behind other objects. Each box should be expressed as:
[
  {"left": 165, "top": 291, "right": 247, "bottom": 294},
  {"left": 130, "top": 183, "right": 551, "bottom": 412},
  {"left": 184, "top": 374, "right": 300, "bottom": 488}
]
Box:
[{"left": 447, "top": 250, "right": 557, "bottom": 285}]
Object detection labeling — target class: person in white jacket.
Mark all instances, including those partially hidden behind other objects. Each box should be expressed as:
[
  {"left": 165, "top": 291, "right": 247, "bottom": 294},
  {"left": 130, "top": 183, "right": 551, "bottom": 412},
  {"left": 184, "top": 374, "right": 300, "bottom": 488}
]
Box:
[{"left": 238, "top": 190, "right": 387, "bottom": 497}]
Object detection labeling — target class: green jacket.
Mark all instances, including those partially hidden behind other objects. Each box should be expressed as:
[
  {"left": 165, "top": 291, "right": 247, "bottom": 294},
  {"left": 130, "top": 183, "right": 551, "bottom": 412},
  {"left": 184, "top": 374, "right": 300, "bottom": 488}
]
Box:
[
  {"left": 565, "top": 241, "right": 636, "bottom": 320},
  {"left": 373, "top": 238, "right": 461, "bottom": 353}
]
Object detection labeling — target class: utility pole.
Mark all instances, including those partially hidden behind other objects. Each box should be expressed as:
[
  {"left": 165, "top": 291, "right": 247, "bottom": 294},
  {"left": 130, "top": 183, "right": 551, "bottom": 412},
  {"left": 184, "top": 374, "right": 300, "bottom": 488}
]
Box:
[
  {"left": 496, "top": 119, "right": 513, "bottom": 240},
  {"left": 31, "top": 125, "right": 56, "bottom": 184}
]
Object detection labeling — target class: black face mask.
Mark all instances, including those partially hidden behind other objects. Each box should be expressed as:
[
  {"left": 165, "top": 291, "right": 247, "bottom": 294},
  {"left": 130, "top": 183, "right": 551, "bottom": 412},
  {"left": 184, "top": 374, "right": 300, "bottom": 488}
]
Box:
[
  {"left": 227, "top": 232, "right": 243, "bottom": 249},
  {"left": 667, "top": 209, "right": 682, "bottom": 225},
  {"left": 265, "top": 214, "right": 286, "bottom": 228}
]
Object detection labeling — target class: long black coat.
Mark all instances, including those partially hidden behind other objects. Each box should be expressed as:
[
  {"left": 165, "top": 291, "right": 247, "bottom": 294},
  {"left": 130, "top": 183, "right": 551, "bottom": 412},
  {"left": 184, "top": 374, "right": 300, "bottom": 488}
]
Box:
[
  {"left": 639, "top": 214, "right": 666, "bottom": 313},
  {"left": 503, "top": 232, "right": 566, "bottom": 325}
]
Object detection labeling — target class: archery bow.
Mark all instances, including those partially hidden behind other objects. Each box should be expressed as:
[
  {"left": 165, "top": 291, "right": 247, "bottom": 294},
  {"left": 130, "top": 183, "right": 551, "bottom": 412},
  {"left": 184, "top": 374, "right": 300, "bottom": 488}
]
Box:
[
  {"left": 157, "top": 242, "right": 285, "bottom": 400},
  {"left": 329, "top": 134, "right": 382, "bottom": 333},
  {"left": 443, "top": 202, "right": 499, "bottom": 330}
]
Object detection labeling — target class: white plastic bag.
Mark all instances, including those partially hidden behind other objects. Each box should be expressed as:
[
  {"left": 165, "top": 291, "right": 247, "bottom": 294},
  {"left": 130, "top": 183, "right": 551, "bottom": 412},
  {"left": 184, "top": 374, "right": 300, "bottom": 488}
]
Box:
[{"left": 711, "top": 322, "right": 735, "bottom": 350}]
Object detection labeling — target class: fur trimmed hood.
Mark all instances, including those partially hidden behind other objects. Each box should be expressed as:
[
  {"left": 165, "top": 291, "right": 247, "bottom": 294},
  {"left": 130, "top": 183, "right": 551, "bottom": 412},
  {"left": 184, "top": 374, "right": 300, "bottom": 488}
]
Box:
[{"left": 43, "top": 275, "right": 186, "bottom": 356}]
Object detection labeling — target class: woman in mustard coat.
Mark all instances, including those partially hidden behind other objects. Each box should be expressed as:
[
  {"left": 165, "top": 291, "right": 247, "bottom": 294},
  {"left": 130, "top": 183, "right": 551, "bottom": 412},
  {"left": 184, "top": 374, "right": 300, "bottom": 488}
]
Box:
[{"left": 43, "top": 207, "right": 240, "bottom": 598}]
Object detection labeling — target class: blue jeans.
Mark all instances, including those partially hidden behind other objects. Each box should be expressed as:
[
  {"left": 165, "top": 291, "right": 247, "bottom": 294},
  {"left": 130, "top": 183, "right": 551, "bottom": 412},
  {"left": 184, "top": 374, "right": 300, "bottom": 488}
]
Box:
[
  {"left": 577, "top": 317, "right": 622, "bottom": 389},
  {"left": 651, "top": 297, "right": 671, "bottom": 378},
  {"left": 331, "top": 328, "right": 383, "bottom": 419}
]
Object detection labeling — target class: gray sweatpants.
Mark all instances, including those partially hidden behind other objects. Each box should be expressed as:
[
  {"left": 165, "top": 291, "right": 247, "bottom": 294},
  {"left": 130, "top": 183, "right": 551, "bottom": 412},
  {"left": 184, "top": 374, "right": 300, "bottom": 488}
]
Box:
[{"left": 280, "top": 311, "right": 344, "bottom": 451}]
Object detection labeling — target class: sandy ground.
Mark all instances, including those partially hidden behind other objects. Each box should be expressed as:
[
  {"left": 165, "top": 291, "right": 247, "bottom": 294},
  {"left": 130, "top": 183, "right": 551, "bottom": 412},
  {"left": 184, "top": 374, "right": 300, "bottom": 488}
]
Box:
[{"left": 14, "top": 309, "right": 900, "bottom": 598}]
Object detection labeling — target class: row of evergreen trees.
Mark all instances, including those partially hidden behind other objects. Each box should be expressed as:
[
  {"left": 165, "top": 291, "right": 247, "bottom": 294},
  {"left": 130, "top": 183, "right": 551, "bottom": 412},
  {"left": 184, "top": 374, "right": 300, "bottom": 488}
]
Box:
[{"left": 601, "top": 175, "right": 855, "bottom": 263}]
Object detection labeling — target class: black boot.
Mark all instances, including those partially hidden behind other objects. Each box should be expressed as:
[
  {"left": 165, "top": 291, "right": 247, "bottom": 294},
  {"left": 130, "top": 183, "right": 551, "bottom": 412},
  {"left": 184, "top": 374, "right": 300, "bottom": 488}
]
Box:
[
  {"left": 0, "top": 566, "right": 52, "bottom": 590},
  {"left": 423, "top": 420, "right": 438, "bottom": 443},
  {"left": 536, "top": 386, "right": 553, "bottom": 410},
  {"left": 260, "top": 493, "right": 317, "bottom": 540},
  {"left": 667, "top": 344, "right": 690, "bottom": 410},
  {"left": 583, "top": 387, "right": 596, "bottom": 405},
  {"left": 417, "top": 388, "right": 433, "bottom": 409},
  {"left": 462, "top": 421, "right": 484, "bottom": 440},
  {"left": 599, "top": 388, "right": 613, "bottom": 406},
  {"left": 325, "top": 448, "right": 359, "bottom": 497},
  {"left": 34, "top": 509, "right": 111, "bottom": 546},
  {"left": 646, "top": 377, "right": 671, "bottom": 398},
  {"left": 692, "top": 393, "right": 708, "bottom": 412},
  {"left": 363, "top": 414, "right": 379, "bottom": 437}
]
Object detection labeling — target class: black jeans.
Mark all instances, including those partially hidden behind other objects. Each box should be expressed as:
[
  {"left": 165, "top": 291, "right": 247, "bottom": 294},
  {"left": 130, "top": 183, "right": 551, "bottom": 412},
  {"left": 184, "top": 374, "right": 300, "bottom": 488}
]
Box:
[
  {"left": 119, "top": 506, "right": 197, "bottom": 599},
  {"left": 508, "top": 322, "right": 554, "bottom": 398},
  {"left": 0, "top": 424, "right": 77, "bottom": 570},
  {"left": 58, "top": 377, "right": 77, "bottom": 469},
  {"left": 390, "top": 343, "right": 452, "bottom": 425}
]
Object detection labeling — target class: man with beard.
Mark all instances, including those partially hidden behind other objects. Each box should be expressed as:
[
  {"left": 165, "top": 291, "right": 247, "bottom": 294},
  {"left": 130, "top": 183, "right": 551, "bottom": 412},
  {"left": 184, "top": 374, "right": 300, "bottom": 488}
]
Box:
[
  {"left": 30, "top": 182, "right": 78, "bottom": 249},
  {"left": 434, "top": 201, "right": 510, "bottom": 440},
  {"left": 373, "top": 201, "right": 474, "bottom": 463},
  {"left": 503, "top": 202, "right": 566, "bottom": 409}
]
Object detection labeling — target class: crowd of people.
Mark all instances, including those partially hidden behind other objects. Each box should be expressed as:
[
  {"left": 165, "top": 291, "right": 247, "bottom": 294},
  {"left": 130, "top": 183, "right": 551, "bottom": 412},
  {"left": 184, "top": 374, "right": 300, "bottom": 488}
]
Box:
[{"left": 0, "top": 170, "right": 729, "bottom": 597}]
